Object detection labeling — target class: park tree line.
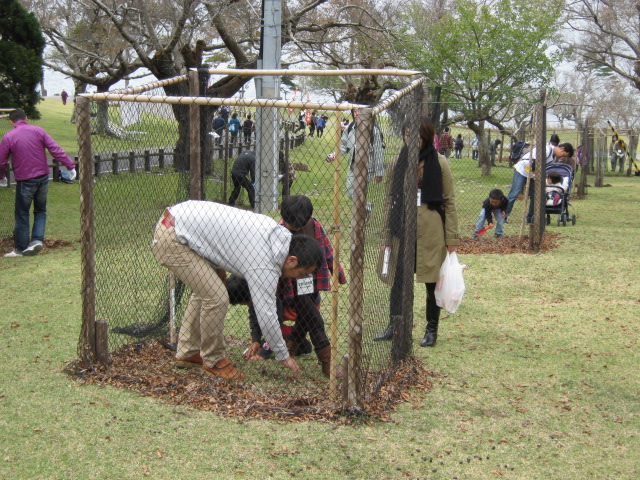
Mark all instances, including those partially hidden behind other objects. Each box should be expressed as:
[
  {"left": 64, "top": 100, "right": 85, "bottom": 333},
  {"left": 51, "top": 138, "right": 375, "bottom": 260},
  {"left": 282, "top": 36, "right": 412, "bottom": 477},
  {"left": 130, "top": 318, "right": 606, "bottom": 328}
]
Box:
[{"left": 6, "top": 0, "right": 640, "bottom": 171}]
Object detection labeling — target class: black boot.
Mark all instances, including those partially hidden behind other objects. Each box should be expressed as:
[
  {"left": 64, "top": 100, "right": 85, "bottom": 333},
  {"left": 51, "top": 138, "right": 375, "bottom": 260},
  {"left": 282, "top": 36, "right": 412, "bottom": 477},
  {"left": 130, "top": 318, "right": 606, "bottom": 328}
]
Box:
[
  {"left": 373, "top": 321, "right": 394, "bottom": 341},
  {"left": 419, "top": 319, "right": 439, "bottom": 347}
]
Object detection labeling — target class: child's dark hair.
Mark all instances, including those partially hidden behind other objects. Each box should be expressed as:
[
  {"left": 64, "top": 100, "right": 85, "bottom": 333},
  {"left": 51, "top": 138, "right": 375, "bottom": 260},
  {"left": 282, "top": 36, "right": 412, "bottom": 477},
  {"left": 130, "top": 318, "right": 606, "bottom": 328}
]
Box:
[
  {"left": 280, "top": 195, "right": 313, "bottom": 229},
  {"left": 288, "top": 235, "right": 323, "bottom": 270},
  {"left": 227, "top": 275, "right": 251, "bottom": 305},
  {"left": 547, "top": 172, "right": 563, "bottom": 184},
  {"left": 558, "top": 142, "right": 574, "bottom": 157},
  {"left": 489, "top": 188, "right": 505, "bottom": 200},
  {"left": 550, "top": 133, "right": 560, "bottom": 145}
]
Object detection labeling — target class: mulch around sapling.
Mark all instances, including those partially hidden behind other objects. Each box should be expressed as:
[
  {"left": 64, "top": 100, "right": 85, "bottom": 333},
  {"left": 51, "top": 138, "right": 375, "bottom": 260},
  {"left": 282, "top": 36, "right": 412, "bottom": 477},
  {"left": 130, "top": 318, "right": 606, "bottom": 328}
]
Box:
[
  {"left": 65, "top": 340, "right": 434, "bottom": 424},
  {"left": 458, "top": 231, "right": 560, "bottom": 255},
  {"left": 58, "top": 231, "right": 556, "bottom": 422}
]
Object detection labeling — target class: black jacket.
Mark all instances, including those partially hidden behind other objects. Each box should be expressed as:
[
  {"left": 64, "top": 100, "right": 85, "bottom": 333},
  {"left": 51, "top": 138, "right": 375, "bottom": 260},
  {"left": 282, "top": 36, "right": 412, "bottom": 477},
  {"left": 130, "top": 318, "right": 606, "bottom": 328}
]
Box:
[{"left": 482, "top": 196, "right": 508, "bottom": 224}]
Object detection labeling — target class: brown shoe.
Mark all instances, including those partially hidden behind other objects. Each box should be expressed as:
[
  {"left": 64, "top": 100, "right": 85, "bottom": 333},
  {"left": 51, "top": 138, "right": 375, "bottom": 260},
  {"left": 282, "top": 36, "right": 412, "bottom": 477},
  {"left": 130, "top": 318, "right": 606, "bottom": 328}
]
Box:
[
  {"left": 203, "top": 357, "right": 245, "bottom": 380},
  {"left": 175, "top": 353, "right": 203, "bottom": 368}
]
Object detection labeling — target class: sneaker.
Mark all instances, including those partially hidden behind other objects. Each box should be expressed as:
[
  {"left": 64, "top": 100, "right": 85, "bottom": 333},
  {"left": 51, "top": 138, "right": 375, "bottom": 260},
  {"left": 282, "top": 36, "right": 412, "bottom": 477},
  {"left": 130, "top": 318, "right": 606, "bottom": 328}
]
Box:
[
  {"left": 175, "top": 352, "right": 203, "bottom": 368},
  {"left": 472, "top": 233, "right": 478, "bottom": 239},
  {"left": 4, "top": 250, "right": 22, "bottom": 258},
  {"left": 22, "top": 240, "right": 43, "bottom": 256},
  {"left": 203, "top": 357, "right": 245, "bottom": 380},
  {"left": 495, "top": 234, "right": 503, "bottom": 238}
]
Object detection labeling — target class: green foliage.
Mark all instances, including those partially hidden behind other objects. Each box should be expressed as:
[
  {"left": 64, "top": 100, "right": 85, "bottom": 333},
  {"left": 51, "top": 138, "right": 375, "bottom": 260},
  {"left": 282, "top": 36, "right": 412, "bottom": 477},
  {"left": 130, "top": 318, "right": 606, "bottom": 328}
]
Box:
[
  {"left": 400, "top": 0, "right": 564, "bottom": 118},
  {"left": 0, "top": 0, "right": 45, "bottom": 119}
]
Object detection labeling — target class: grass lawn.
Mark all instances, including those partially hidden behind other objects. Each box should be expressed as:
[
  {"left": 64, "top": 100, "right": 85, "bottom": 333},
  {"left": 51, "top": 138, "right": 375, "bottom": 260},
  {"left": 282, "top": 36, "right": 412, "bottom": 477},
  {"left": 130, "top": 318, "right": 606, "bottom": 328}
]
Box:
[{"left": 0, "top": 99, "right": 638, "bottom": 480}]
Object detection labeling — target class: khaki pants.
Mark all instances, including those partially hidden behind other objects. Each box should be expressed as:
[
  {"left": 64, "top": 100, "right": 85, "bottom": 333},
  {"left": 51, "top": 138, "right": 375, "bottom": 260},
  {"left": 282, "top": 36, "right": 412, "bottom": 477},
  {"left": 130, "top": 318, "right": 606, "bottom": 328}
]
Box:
[{"left": 151, "top": 219, "right": 228, "bottom": 367}]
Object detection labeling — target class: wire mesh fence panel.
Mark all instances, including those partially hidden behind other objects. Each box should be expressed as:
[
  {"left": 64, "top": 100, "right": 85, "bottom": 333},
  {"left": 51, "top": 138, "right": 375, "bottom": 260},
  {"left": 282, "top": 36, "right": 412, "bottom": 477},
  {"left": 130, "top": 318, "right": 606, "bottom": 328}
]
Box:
[{"left": 76, "top": 71, "right": 430, "bottom": 414}]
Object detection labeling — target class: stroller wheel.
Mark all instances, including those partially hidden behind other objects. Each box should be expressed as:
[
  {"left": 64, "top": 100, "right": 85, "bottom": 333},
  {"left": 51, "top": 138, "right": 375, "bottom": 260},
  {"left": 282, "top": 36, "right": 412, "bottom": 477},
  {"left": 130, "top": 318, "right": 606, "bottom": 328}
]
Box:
[
  {"left": 546, "top": 215, "right": 551, "bottom": 225},
  {"left": 571, "top": 214, "right": 576, "bottom": 225},
  {"left": 562, "top": 215, "right": 567, "bottom": 226},
  {"left": 557, "top": 217, "right": 561, "bottom": 226}
]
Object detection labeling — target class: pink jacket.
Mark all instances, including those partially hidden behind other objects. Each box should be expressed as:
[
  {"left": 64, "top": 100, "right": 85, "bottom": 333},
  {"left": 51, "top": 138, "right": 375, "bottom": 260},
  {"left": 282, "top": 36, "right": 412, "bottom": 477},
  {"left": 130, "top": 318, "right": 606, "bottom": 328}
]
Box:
[{"left": 0, "top": 120, "right": 74, "bottom": 181}]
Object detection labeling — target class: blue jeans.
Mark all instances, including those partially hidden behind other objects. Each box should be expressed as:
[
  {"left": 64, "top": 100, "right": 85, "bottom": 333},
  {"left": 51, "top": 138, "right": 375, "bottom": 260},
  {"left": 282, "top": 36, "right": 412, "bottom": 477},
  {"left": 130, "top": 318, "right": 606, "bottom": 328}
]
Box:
[
  {"left": 475, "top": 208, "right": 505, "bottom": 236},
  {"left": 14, "top": 174, "right": 49, "bottom": 252},
  {"left": 505, "top": 171, "right": 528, "bottom": 219}
]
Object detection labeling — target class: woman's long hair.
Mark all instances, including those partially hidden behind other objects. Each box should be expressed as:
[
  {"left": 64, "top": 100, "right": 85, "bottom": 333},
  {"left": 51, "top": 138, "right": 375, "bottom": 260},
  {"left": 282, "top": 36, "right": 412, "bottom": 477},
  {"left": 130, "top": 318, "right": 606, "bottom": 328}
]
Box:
[
  {"left": 418, "top": 116, "right": 444, "bottom": 208},
  {"left": 419, "top": 116, "right": 435, "bottom": 149}
]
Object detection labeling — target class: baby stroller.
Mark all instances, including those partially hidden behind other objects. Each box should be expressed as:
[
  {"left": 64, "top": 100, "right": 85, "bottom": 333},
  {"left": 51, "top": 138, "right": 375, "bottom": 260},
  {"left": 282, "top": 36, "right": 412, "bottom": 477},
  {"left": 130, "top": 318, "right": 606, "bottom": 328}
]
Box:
[{"left": 545, "top": 163, "right": 576, "bottom": 226}]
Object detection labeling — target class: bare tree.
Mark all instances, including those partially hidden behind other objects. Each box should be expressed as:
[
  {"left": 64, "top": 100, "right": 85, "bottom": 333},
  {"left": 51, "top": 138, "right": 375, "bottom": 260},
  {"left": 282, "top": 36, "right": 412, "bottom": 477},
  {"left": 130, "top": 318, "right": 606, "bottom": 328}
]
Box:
[
  {"left": 564, "top": 0, "right": 640, "bottom": 92},
  {"left": 21, "top": 0, "right": 146, "bottom": 131}
]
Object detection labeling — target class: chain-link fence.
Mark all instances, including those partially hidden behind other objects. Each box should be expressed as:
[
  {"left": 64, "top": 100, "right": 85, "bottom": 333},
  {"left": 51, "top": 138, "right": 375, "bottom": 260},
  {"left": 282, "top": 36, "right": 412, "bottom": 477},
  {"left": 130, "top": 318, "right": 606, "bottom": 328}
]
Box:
[{"left": 76, "top": 69, "right": 425, "bottom": 412}]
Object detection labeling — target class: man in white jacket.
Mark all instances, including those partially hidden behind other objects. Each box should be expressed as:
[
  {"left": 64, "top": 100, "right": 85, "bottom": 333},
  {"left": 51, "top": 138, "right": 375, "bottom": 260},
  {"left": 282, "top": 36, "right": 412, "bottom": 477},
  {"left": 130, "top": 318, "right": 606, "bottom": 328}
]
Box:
[
  {"left": 152, "top": 201, "right": 323, "bottom": 380},
  {"left": 504, "top": 142, "right": 573, "bottom": 222}
]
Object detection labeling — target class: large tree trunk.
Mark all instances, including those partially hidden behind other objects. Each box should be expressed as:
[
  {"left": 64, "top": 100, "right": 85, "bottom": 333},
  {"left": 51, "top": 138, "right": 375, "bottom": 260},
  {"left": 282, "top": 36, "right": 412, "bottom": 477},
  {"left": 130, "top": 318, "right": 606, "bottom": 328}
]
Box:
[
  {"left": 70, "top": 81, "right": 87, "bottom": 124},
  {"left": 470, "top": 121, "right": 492, "bottom": 176}
]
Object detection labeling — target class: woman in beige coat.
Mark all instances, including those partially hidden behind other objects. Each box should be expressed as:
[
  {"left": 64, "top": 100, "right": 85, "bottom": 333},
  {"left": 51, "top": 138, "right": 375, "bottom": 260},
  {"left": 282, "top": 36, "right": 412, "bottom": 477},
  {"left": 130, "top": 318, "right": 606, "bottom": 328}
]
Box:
[
  {"left": 415, "top": 117, "right": 460, "bottom": 346},
  {"left": 374, "top": 117, "right": 460, "bottom": 346}
]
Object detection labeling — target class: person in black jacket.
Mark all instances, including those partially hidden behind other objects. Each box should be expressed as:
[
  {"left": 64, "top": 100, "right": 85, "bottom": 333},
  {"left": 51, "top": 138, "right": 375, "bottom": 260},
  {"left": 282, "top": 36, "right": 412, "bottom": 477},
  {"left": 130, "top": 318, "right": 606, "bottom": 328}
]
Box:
[
  {"left": 228, "top": 150, "right": 255, "bottom": 208},
  {"left": 473, "top": 188, "right": 507, "bottom": 238}
]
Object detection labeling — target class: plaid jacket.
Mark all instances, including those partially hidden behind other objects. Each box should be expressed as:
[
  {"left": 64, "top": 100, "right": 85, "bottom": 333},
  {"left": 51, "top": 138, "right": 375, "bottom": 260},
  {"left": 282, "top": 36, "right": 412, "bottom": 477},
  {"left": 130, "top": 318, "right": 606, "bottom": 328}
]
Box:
[{"left": 280, "top": 217, "right": 347, "bottom": 299}]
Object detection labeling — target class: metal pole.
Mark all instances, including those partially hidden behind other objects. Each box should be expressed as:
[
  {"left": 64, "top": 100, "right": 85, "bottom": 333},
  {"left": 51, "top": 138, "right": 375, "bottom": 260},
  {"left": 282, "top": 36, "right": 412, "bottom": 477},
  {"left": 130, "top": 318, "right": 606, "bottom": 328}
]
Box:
[
  {"left": 254, "top": 0, "right": 282, "bottom": 213},
  {"left": 188, "top": 70, "right": 202, "bottom": 199}
]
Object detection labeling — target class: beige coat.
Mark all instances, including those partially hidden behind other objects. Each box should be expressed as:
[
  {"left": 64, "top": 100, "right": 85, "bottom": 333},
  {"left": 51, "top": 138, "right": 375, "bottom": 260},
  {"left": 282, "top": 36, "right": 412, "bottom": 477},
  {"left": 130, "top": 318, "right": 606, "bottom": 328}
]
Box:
[{"left": 415, "top": 154, "right": 460, "bottom": 283}]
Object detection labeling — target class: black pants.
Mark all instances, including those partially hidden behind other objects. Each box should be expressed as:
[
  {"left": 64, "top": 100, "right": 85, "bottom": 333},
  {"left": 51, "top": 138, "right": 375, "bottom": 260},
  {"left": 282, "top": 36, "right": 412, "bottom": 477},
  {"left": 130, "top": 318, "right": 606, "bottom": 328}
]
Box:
[
  {"left": 426, "top": 282, "right": 440, "bottom": 322},
  {"left": 288, "top": 292, "right": 329, "bottom": 351},
  {"left": 389, "top": 239, "right": 405, "bottom": 319},
  {"left": 228, "top": 173, "right": 255, "bottom": 208}
]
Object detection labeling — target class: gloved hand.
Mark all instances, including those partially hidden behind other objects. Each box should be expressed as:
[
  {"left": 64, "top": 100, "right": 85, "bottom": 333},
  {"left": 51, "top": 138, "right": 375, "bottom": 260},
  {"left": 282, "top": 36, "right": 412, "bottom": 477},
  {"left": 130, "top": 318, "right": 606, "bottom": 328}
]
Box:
[{"left": 62, "top": 167, "right": 76, "bottom": 180}]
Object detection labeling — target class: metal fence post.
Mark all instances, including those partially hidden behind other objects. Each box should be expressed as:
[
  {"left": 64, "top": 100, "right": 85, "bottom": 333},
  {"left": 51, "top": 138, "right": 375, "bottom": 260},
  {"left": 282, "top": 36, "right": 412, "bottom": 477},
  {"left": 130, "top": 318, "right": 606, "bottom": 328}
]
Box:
[{"left": 188, "top": 70, "right": 202, "bottom": 199}]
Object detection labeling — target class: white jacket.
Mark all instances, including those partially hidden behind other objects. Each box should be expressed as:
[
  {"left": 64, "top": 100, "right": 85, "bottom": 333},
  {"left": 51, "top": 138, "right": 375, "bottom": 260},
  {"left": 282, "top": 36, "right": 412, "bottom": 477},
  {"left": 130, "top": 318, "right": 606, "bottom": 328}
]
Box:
[{"left": 169, "top": 201, "right": 292, "bottom": 360}]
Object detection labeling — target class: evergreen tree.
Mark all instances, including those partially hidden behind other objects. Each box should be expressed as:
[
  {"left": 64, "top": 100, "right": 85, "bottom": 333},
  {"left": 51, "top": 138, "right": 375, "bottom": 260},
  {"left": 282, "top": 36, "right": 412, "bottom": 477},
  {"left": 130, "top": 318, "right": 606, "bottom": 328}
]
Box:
[{"left": 0, "top": 0, "right": 45, "bottom": 119}]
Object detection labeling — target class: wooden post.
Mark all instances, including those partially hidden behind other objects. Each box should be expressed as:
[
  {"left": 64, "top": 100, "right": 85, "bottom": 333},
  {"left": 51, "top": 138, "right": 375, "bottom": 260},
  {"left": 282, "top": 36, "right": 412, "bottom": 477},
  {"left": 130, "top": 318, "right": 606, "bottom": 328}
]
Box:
[
  {"left": 594, "top": 129, "right": 604, "bottom": 187},
  {"left": 129, "top": 151, "right": 136, "bottom": 173},
  {"left": 392, "top": 78, "right": 422, "bottom": 364},
  {"left": 111, "top": 152, "right": 119, "bottom": 175},
  {"left": 529, "top": 90, "right": 546, "bottom": 252},
  {"left": 158, "top": 149, "right": 165, "bottom": 169},
  {"left": 577, "top": 120, "right": 589, "bottom": 197},
  {"left": 144, "top": 150, "right": 151, "bottom": 172},
  {"left": 94, "top": 155, "right": 101, "bottom": 178},
  {"left": 346, "top": 107, "right": 372, "bottom": 407},
  {"left": 77, "top": 96, "right": 98, "bottom": 363},
  {"left": 95, "top": 320, "right": 110, "bottom": 364},
  {"left": 188, "top": 70, "right": 202, "bottom": 199},
  {"left": 329, "top": 111, "right": 343, "bottom": 398},
  {"left": 52, "top": 159, "right": 60, "bottom": 182}
]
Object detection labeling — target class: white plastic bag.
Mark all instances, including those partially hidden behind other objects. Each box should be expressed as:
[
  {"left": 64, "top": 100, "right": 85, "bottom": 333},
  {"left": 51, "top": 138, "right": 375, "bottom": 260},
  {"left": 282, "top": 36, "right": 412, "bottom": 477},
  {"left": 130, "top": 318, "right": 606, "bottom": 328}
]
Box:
[{"left": 434, "top": 252, "right": 466, "bottom": 313}]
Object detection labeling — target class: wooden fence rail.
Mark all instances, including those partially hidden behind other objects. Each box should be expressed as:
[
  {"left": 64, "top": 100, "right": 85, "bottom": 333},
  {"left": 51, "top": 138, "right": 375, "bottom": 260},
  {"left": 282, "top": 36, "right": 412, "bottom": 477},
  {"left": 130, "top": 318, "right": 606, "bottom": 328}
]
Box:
[{"left": 1, "top": 131, "right": 306, "bottom": 186}]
